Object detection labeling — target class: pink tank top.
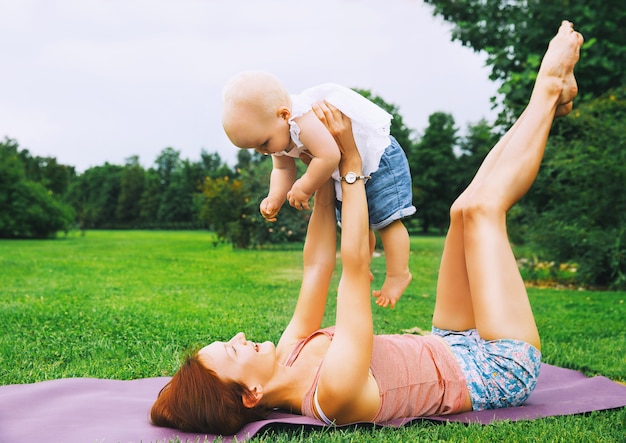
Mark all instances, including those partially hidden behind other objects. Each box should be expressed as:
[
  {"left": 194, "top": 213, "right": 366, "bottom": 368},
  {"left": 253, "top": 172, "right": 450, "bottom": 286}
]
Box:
[{"left": 284, "top": 327, "right": 468, "bottom": 423}]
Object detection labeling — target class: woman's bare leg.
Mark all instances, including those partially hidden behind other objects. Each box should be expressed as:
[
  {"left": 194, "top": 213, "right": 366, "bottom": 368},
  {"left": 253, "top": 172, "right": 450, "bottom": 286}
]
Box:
[
  {"left": 432, "top": 112, "right": 533, "bottom": 331},
  {"left": 433, "top": 21, "right": 583, "bottom": 347}
]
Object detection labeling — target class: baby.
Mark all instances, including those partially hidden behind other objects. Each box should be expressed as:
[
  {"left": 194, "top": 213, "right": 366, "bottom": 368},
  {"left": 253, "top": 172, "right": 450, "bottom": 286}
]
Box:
[{"left": 222, "top": 71, "right": 415, "bottom": 308}]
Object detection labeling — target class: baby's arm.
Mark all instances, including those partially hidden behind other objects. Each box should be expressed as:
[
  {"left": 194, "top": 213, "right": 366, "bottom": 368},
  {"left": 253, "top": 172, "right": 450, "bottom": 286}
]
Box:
[
  {"left": 261, "top": 154, "right": 296, "bottom": 222},
  {"left": 287, "top": 111, "right": 341, "bottom": 210}
]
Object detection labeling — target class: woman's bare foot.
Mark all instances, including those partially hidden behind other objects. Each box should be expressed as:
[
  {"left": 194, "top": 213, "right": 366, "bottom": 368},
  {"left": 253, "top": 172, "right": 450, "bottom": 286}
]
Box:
[
  {"left": 535, "top": 21, "right": 584, "bottom": 116},
  {"left": 373, "top": 271, "right": 412, "bottom": 309},
  {"left": 555, "top": 102, "right": 574, "bottom": 118}
]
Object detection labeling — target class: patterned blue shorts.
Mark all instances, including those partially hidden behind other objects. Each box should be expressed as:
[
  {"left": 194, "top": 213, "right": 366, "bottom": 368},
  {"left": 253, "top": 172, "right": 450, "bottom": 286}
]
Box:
[
  {"left": 433, "top": 327, "right": 541, "bottom": 410},
  {"left": 335, "top": 136, "right": 416, "bottom": 230}
]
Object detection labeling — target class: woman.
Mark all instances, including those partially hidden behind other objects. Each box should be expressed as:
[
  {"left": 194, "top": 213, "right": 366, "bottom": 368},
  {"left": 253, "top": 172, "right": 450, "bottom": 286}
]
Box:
[{"left": 151, "top": 21, "right": 583, "bottom": 435}]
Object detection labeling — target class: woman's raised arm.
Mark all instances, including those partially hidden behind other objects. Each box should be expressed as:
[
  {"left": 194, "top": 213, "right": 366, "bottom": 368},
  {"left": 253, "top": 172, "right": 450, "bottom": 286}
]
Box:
[
  {"left": 278, "top": 178, "right": 337, "bottom": 348},
  {"left": 310, "top": 102, "right": 378, "bottom": 423}
]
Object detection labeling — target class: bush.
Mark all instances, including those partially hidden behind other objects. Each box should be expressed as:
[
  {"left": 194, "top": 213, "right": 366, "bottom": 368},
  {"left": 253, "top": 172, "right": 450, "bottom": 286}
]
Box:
[
  {"left": 198, "top": 167, "right": 309, "bottom": 249},
  {"left": 520, "top": 87, "right": 626, "bottom": 289},
  {"left": 0, "top": 139, "right": 75, "bottom": 238}
]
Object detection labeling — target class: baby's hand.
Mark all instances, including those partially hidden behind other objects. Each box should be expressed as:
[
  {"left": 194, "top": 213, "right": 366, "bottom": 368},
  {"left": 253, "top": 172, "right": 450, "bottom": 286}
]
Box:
[
  {"left": 260, "top": 196, "right": 282, "bottom": 222},
  {"left": 287, "top": 180, "right": 312, "bottom": 211}
]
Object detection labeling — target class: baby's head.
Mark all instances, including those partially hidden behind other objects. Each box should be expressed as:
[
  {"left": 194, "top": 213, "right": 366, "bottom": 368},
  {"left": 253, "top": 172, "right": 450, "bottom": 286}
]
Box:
[{"left": 222, "top": 71, "right": 292, "bottom": 153}]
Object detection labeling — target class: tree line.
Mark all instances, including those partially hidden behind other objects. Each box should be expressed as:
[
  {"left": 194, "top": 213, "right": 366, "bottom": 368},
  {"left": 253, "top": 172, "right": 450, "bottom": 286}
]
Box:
[{"left": 2, "top": 0, "right": 625, "bottom": 289}]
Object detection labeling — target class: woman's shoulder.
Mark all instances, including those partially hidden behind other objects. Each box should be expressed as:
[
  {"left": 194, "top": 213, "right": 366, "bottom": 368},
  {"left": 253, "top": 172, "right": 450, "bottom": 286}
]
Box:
[{"left": 278, "top": 327, "right": 334, "bottom": 367}]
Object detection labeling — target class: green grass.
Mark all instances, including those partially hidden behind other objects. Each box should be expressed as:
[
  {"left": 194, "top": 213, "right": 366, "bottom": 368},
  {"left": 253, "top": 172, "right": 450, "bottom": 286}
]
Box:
[{"left": 1, "top": 231, "right": 625, "bottom": 442}]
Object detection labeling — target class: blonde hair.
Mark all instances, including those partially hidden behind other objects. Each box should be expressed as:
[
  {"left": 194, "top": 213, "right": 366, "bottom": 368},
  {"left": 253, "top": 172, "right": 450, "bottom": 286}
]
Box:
[{"left": 221, "top": 71, "right": 291, "bottom": 126}]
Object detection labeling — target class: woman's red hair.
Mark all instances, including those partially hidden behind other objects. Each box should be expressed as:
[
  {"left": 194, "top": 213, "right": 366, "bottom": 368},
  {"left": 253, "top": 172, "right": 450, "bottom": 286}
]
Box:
[{"left": 150, "top": 352, "right": 271, "bottom": 435}]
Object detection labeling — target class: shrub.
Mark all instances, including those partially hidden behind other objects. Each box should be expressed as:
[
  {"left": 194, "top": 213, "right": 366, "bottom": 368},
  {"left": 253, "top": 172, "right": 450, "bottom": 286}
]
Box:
[
  {"left": 0, "top": 139, "right": 75, "bottom": 238},
  {"left": 520, "top": 87, "right": 626, "bottom": 289},
  {"left": 198, "top": 168, "right": 309, "bottom": 249}
]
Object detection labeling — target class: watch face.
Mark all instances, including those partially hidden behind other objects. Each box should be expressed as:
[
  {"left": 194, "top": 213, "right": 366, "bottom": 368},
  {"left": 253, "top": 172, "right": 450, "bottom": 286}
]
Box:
[{"left": 345, "top": 172, "right": 356, "bottom": 184}]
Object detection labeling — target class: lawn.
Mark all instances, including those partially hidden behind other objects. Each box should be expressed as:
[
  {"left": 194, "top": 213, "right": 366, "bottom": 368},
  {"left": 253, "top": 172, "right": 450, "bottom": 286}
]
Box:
[{"left": 1, "top": 230, "right": 624, "bottom": 442}]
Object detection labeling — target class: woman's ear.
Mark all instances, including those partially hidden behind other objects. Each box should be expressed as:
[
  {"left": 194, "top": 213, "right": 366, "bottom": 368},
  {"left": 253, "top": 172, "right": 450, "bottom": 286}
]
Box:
[{"left": 242, "top": 385, "right": 263, "bottom": 408}]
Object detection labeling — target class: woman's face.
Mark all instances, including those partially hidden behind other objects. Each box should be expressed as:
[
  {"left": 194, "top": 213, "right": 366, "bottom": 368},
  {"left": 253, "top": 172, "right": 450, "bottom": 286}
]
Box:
[{"left": 197, "top": 332, "right": 276, "bottom": 388}]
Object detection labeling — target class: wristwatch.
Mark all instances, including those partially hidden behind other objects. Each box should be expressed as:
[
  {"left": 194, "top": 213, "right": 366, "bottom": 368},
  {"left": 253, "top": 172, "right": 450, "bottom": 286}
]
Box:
[{"left": 341, "top": 172, "right": 371, "bottom": 184}]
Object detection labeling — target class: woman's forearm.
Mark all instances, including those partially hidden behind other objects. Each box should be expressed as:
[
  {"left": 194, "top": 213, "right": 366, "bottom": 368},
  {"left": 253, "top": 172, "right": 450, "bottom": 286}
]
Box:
[
  {"left": 335, "top": 141, "right": 373, "bottom": 338},
  {"left": 281, "top": 180, "right": 337, "bottom": 341}
]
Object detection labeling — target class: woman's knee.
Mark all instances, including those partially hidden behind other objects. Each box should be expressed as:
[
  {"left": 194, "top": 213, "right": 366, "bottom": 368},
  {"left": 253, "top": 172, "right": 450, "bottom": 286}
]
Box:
[
  {"left": 453, "top": 197, "right": 503, "bottom": 226},
  {"left": 449, "top": 199, "right": 465, "bottom": 223}
]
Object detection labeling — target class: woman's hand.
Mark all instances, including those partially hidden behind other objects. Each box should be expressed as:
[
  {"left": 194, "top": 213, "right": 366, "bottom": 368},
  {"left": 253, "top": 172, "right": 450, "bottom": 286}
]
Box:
[
  {"left": 312, "top": 101, "right": 352, "bottom": 139},
  {"left": 311, "top": 101, "right": 362, "bottom": 175}
]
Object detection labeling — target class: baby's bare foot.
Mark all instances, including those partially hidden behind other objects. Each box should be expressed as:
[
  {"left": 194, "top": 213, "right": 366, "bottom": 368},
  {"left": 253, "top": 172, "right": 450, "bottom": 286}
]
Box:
[
  {"left": 537, "top": 20, "right": 584, "bottom": 112},
  {"left": 373, "top": 271, "right": 412, "bottom": 309}
]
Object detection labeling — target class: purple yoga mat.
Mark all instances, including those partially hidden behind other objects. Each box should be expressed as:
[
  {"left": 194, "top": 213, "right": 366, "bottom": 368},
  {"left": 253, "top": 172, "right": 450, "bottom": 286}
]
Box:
[{"left": 0, "top": 364, "right": 625, "bottom": 443}]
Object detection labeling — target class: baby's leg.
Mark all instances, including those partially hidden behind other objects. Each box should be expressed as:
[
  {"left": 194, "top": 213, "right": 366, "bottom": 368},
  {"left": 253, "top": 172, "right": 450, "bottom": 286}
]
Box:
[{"left": 374, "top": 220, "right": 412, "bottom": 309}]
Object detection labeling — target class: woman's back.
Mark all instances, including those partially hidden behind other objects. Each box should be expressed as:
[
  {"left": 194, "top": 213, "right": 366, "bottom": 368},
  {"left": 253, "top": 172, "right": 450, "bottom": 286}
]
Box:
[{"left": 291, "top": 328, "right": 468, "bottom": 423}]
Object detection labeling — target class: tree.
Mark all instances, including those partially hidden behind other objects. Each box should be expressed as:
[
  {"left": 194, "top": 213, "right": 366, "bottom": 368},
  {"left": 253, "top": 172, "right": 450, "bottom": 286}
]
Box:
[
  {"left": 200, "top": 150, "right": 233, "bottom": 179},
  {"left": 116, "top": 156, "right": 145, "bottom": 226},
  {"left": 157, "top": 160, "right": 198, "bottom": 226},
  {"left": 235, "top": 149, "right": 253, "bottom": 172},
  {"left": 410, "top": 112, "right": 460, "bottom": 233},
  {"left": 66, "top": 163, "right": 123, "bottom": 229},
  {"left": 17, "top": 150, "right": 76, "bottom": 196},
  {"left": 521, "top": 87, "right": 626, "bottom": 288},
  {"left": 64, "top": 147, "right": 235, "bottom": 230},
  {"left": 455, "top": 118, "right": 500, "bottom": 194},
  {"left": 0, "top": 138, "right": 74, "bottom": 238},
  {"left": 138, "top": 169, "right": 161, "bottom": 226},
  {"left": 153, "top": 147, "right": 193, "bottom": 227},
  {"left": 154, "top": 147, "right": 181, "bottom": 189},
  {"left": 423, "top": 0, "right": 626, "bottom": 124}
]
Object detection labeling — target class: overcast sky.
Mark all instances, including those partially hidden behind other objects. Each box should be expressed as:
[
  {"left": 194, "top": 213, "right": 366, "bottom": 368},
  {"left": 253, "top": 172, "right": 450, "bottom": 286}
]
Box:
[{"left": 0, "top": 0, "right": 499, "bottom": 172}]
